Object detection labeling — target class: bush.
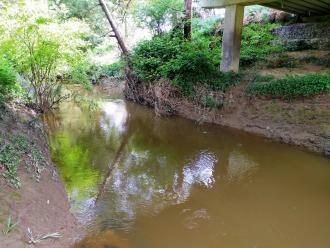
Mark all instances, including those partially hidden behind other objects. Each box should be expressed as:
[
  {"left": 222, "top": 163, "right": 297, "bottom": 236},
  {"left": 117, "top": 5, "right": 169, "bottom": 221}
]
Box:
[
  {"left": 132, "top": 34, "right": 182, "bottom": 81},
  {"left": 132, "top": 33, "right": 240, "bottom": 95},
  {"left": 191, "top": 19, "right": 282, "bottom": 66},
  {"left": 240, "top": 23, "right": 283, "bottom": 65},
  {"left": 133, "top": 0, "right": 183, "bottom": 35},
  {"left": 69, "top": 60, "right": 100, "bottom": 89},
  {"left": 0, "top": 9, "right": 93, "bottom": 112},
  {"left": 0, "top": 57, "right": 18, "bottom": 101},
  {"left": 247, "top": 73, "right": 330, "bottom": 99},
  {"left": 101, "top": 61, "right": 125, "bottom": 78}
]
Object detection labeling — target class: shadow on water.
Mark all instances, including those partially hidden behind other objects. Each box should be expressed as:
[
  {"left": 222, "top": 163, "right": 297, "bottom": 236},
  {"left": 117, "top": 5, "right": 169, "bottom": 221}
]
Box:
[{"left": 46, "top": 97, "right": 330, "bottom": 248}]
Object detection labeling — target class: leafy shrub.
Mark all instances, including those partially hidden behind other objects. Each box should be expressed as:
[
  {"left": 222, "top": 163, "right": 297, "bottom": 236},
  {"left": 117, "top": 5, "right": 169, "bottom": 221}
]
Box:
[
  {"left": 247, "top": 73, "right": 330, "bottom": 99},
  {"left": 69, "top": 60, "right": 99, "bottom": 89},
  {"left": 0, "top": 57, "right": 17, "bottom": 101},
  {"left": 192, "top": 17, "right": 222, "bottom": 36},
  {"left": 191, "top": 19, "right": 282, "bottom": 66},
  {"left": 132, "top": 33, "right": 240, "bottom": 95},
  {"left": 132, "top": 34, "right": 182, "bottom": 81},
  {"left": 133, "top": 0, "right": 183, "bottom": 35},
  {"left": 240, "top": 23, "right": 283, "bottom": 65},
  {"left": 0, "top": 9, "right": 93, "bottom": 112},
  {"left": 101, "top": 61, "right": 125, "bottom": 78}
]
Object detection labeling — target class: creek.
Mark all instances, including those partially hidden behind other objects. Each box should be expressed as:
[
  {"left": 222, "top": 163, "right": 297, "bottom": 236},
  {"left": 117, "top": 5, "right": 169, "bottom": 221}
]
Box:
[{"left": 46, "top": 92, "right": 330, "bottom": 248}]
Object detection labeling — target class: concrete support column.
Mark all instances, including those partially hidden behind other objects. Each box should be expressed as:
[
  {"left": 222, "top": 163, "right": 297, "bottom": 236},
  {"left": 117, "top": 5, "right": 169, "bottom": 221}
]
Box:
[{"left": 220, "top": 4, "right": 244, "bottom": 72}]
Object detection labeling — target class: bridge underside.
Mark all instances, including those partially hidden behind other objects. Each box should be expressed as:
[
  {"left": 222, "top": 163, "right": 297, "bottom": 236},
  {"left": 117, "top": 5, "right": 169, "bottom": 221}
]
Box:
[{"left": 200, "top": 0, "right": 330, "bottom": 72}]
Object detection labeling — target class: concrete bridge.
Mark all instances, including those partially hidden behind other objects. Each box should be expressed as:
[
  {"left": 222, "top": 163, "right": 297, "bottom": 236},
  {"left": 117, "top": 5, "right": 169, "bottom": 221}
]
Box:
[{"left": 200, "top": 0, "right": 330, "bottom": 72}]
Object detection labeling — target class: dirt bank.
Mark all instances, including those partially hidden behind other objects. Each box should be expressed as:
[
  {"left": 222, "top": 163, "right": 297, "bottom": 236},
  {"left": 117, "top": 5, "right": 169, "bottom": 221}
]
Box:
[
  {"left": 0, "top": 103, "right": 79, "bottom": 247},
  {"left": 123, "top": 51, "right": 330, "bottom": 157}
]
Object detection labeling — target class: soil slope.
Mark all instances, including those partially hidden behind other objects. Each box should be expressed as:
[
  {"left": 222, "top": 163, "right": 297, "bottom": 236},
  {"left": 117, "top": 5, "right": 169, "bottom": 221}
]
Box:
[{"left": 0, "top": 103, "right": 78, "bottom": 248}]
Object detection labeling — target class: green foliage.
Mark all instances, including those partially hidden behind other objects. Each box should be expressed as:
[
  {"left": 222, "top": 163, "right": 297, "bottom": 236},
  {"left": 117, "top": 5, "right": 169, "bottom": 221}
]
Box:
[
  {"left": 72, "top": 94, "right": 100, "bottom": 112},
  {"left": 2, "top": 215, "right": 19, "bottom": 235},
  {"left": 0, "top": 141, "right": 21, "bottom": 188},
  {"left": 247, "top": 73, "right": 330, "bottom": 99},
  {"left": 200, "top": 95, "right": 223, "bottom": 109},
  {"left": 0, "top": 6, "right": 93, "bottom": 111},
  {"left": 132, "top": 20, "right": 281, "bottom": 96},
  {"left": 191, "top": 19, "right": 283, "bottom": 67},
  {"left": 51, "top": 0, "right": 97, "bottom": 20},
  {"left": 134, "top": 0, "right": 183, "bottom": 35},
  {"left": 0, "top": 133, "right": 46, "bottom": 188},
  {"left": 132, "top": 33, "right": 240, "bottom": 95},
  {"left": 0, "top": 57, "right": 17, "bottom": 101},
  {"left": 132, "top": 34, "right": 182, "bottom": 81},
  {"left": 192, "top": 17, "right": 221, "bottom": 36},
  {"left": 101, "top": 61, "right": 125, "bottom": 78},
  {"left": 13, "top": 22, "right": 64, "bottom": 111},
  {"left": 240, "top": 23, "right": 283, "bottom": 65},
  {"left": 49, "top": 130, "right": 100, "bottom": 200},
  {"left": 51, "top": 0, "right": 133, "bottom": 34},
  {"left": 69, "top": 60, "right": 99, "bottom": 89}
]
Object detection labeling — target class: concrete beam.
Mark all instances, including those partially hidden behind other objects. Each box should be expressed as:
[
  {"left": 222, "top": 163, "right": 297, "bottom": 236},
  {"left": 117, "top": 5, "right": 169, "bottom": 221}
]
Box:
[
  {"left": 220, "top": 4, "right": 244, "bottom": 72},
  {"left": 200, "top": 0, "right": 274, "bottom": 8}
]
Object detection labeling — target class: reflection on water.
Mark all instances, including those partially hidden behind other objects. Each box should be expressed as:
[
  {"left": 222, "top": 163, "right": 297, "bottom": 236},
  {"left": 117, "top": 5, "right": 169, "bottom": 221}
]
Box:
[
  {"left": 46, "top": 98, "right": 330, "bottom": 248},
  {"left": 101, "top": 101, "right": 128, "bottom": 134},
  {"left": 227, "top": 150, "right": 258, "bottom": 181}
]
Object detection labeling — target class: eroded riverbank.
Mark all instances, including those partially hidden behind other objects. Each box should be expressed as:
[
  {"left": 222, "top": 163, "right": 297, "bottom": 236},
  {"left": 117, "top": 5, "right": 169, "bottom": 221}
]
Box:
[
  {"left": 123, "top": 50, "right": 330, "bottom": 157},
  {"left": 0, "top": 103, "right": 78, "bottom": 247}
]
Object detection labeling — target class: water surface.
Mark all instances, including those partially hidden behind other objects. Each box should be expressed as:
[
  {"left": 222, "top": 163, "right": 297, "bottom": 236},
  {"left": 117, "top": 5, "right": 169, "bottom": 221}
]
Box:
[{"left": 47, "top": 96, "right": 330, "bottom": 248}]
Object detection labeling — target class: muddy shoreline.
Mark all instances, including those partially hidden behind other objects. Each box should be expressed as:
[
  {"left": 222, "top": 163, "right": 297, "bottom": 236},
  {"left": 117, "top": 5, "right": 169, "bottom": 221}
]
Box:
[
  {"left": 0, "top": 103, "right": 79, "bottom": 248},
  {"left": 123, "top": 78, "right": 330, "bottom": 158}
]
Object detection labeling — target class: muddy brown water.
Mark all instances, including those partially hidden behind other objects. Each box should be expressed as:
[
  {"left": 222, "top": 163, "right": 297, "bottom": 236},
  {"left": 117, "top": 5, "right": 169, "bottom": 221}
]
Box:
[{"left": 46, "top": 97, "right": 330, "bottom": 248}]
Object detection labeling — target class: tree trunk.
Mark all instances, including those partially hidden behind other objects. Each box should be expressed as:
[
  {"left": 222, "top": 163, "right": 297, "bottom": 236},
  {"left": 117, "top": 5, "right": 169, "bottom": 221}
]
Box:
[
  {"left": 95, "top": 132, "right": 130, "bottom": 202},
  {"left": 184, "top": 0, "right": 193, "bottom": 39},
  {"left": 98, "top": 0, "right": 129, "bottom": 56}
]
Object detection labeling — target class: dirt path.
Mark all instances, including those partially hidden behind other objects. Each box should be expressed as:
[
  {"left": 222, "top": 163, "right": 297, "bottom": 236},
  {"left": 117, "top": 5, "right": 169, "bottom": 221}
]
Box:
[{"left": 0, "top": 103, "right": 79, "bottom": 248}]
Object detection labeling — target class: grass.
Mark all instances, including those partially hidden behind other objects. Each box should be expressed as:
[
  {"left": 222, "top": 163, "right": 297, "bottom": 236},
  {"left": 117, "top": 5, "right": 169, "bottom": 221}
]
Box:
[
  {"left": 246, "top": 73, "right": 330, "bottom": 100},
  {"left": 2, "top": 215, "right": 19, "bottom": 235},
  {"left": 200, "top": 95, "right": 224, "bottom": 109},
  {"left": 0, "top": 133, "right": 46, "bottom": 188}
]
